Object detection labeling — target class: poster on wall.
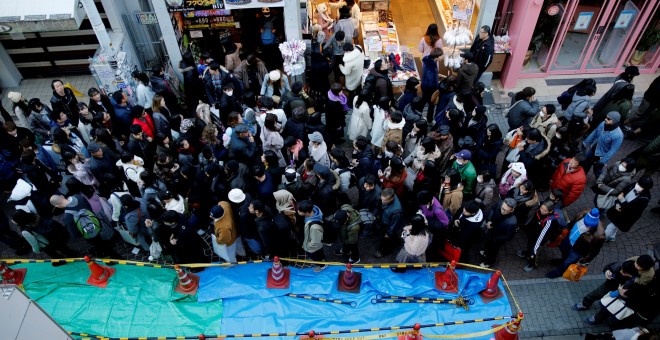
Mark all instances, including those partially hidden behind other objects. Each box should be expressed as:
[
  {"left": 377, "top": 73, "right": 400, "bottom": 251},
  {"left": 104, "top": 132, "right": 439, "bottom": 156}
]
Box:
[
  {"left": 614, "top": 9, "right": 636, "bottom": 29},
  {"left": 223, "top": 0, "right": 284, "bottom": 10},
  {"left": 574, "top": 12, "right": 593, "bottom": 31}
]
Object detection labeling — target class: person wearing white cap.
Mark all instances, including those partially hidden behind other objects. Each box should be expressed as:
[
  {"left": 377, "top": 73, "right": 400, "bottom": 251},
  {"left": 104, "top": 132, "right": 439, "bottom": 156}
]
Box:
[
  {"left": 7, "top": 91, "right": 29, "bottom": 128},
  {"left": 260, "top": 69, "right": 290, "bottom": 101}
]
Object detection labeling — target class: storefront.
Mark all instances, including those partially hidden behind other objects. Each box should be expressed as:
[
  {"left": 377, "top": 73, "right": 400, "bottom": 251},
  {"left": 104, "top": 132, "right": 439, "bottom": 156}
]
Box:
[{"left": 500, "top": 0, "right": 659, "bottom": 88}]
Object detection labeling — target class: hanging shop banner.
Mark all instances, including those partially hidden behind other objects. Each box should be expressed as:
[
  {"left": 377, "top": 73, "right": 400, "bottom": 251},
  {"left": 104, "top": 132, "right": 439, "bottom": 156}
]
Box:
[
  {"left": 183, "top": 9, "right": 235, "bottom": 29},
  {"left": 223, "top": 0, "right": 284, "bottom": 10},
  {"left": 166, "top": 0, "right": 225, "bottom": 12}
]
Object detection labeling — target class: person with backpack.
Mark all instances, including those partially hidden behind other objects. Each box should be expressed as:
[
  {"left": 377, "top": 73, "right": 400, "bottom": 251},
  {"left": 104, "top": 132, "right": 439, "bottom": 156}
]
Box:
[
  {"left": 333, "top": 204, "right": 361, "bottom": 264},
  {"left": 365, "top": 59, "right": 394, "bottom": 103},
  {"left": 50, "top": 194, "right": 120, "bottom": 258},
  {"left": 298, "top": 200, "right": 327, "bottom": 272},
  {"left": 13, "top": 210, "right": 78, "bottom": 261},
  {"left": 562, "top": 84, "right": 596, "bottom": 130},
  {"left": 556, "top": 78, "right": 597, "bottom": 110}
]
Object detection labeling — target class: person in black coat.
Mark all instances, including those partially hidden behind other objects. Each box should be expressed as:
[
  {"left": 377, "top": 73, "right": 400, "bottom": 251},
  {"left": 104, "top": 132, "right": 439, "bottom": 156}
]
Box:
[
  {"left": 282, "top": 107, "right": 307, "bottom": 143},
  {"left": 250, "top": 200, "right": 278, "bottom": 258},
  {"left": 50, "top": 79, "right": 80, "bottom": 126},
  {"left": 309, "top": 51, "right": 333, "bottom": 100},
  {"left": 150, "top": 66, "right": 182, "bottom": 116},
  {"left": 469, "top": 25, "right": 495, "bottom": 84},
  {"left": 157, "top": 210, "right": 208, "bottom": 264},
  {"left": 127, "top": 125, "right": 157, "bottom": 171},
  {"left": 480, "top": 198, "right": 517, "bottom": 267},
  {"left": 605, "top": 176, "right": 652, "bottom": 241},
  {"left": 448, "top": 200, "right": 484, "bottom": 263},
  {"left": 462, "top": 105, "right": 488, "bottom": 149},
  {"left": 218, "top": 83, "right": 242, "bottom": 126},
  {"left": 229, "top": 124, "right": 259, "bottom": 168},
  {"left": 88, "top": 87, "right": 115, "bottom": 117},
  {"left": 352, "top": 136, "right": 378, "bottom": 179}
]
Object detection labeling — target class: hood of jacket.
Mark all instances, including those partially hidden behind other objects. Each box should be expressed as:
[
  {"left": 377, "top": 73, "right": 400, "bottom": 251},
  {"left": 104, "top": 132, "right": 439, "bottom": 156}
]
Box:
[
  {"left": 386, "top": 119, "right": 406, "bottom": 131},
  {"left": 343, "top": 49, "right": 363, "bottom": 64},
  {"left": 305, "top": 205, "right": 323, "bottom": 224},
  {"left": 571, "top": 93, "right": 591, "bottom": 103},
  {"left": 459, "top": 63, "right": 479, "bottom": 77}
]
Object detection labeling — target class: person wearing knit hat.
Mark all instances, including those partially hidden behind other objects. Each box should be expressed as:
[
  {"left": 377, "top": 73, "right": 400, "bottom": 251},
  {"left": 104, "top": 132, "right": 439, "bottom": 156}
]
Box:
[
  {"left": 7, "top": 91, "right": 29, "bottom": 128},
  {"left": 582, "top": 110, "right": 624, "bottom": 178},
  {"left": 605, "top": 176, "right": 653, "bottom": 241},
  {"left": 210, "top": 201, "right": 244, "bottom": 263},
  {"left": 545, "top": 207, "right": 606, "bottom": 279}
]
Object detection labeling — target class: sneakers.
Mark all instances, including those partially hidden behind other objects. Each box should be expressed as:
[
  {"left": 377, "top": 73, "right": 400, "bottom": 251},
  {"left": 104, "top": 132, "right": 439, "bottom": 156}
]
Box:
[
  {"left": 515, "top": 250, "right": 528, "bottom": 259},
  {"left": 585, "top": 316, "right": 598, "bottom": 325},
  {"left": 373, "top": 251, "right": 383, "bottom": 258},
  {"left": 333, "top": 249, "right": 345, "bottom": 256},
  {"left": 479, "top": 262, "right": 491, "bottom": 268},
  {"left": 262, "top": 254, "right": 271, "bottom": 261},
  {"left": 323, "top": 242, "right": 334, "bottom": 247},
  {"left": 479, "top": 250, "right": 486, "bottom": 257},
  {"left": 523, "top": 264, "right": 537, "bottom": 272},
  {"left": 348, "top": 258, "right": 360, "bottom": 264},
  {"left": 573, "top": 303, "right": 588, "bottom": 311},
  {"left": 313, "top": 264, "right": 328, "bottom": 272},
  {"left": 606, "top": 237, "right": 616, "bottom": 242}
]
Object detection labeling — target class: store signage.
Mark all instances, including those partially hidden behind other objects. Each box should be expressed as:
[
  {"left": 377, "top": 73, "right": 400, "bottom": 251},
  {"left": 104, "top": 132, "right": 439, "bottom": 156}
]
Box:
[
  {"left": 166, "top": 0, "right": 224, "bottom": 12},
  {"left": 224, "top": 0, "right": 284, "bottom": 10},
  {"left": 574, "top": 12, "right": 593, "bottom": 31},
  {"left": 614, "top": 9, "right": 636, "bottom": 29},
  {"left": 184, "top": 15, "right": 235, "bottom": 28},
  {"left": 452, "top": 5, "right": 468, "bottom": 21},
  {"left": 547, "top": 5, "right": 560, "bottom": 16},
  {"left": 136, "top": 12, "right": 159, "bottom": 25}
]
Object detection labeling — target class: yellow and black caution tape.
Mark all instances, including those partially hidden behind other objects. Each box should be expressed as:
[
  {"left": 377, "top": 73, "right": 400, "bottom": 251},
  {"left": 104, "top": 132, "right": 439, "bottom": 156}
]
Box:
[
  {"left": 373, "top": 295, "right": 473, "bottom": 311},
  {"left": 286, "top": 293, "right": 358, "bottom": 308}
]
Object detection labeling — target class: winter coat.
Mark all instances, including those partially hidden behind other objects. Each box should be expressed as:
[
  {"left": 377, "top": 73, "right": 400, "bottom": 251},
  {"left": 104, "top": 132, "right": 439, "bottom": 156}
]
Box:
[
  {"left": 353, "top": 147, "right": 377, "bottom": 179},
  {"left": 260, "top": 74, "right": 291, "bottom": 98},
  {"left": 563, "top": 93, "right": 591, "bottom": 121},
  {"left": 335, "top": 18, "right": 357, "bottom": 40},
  {"left": 370, "top": 106, "right": 387, "bottom": 147},
  {"left": 367, "top": 68, "right": 393, "bottom": 102},
  {"left": 456, "top": 63, "right": 479, "bottom": 92},
  {"left": 402, "top": 103, "right": 423, "bottom": 139},
  {"left": 302, "top": 206, "right": 324, "bottom": 253},
  {"left": 340, "top": 49, "right": 364, "bottom": 91},
  {"left": 530, "top": 113, "right": 560, "bottom": 141},
  {"left": 451, "top": 160, "right": 477, "bottom": 196},
  {"left": 261, "top": 128, "right": 286, "bottom": 167},
  {"left": 28, "top": 109, "right": 52, "bottom": 142},
  {"left": 442, "top": 186, "right": 464, "bottom": 216},
  {"left": 132, "top": 113, "right": 157, "bottom": 139},
  {"left": 410, "top": 145, "right": 441, "bottom": 172},
  {"left": 486, "top": 200, "right": 518, "bottom": 242},
  {"left": 462, "top": 115, "right": 488, "bottom": 148},
  {"left": 282, "top": 117, "right": 307, "bottom": 142},
  {"left": 229, "top": 135, "right": 259, "bottom": 167},
  {"left": 203, "top": 66, "right": 242, "bottom": 105},
  {"left": 381, "top": 119, "right": 406, "bottom": 150},
  {"left": 606, "top": 184, "right": 651, "bottom": 232},
  {"left": 551, "top": 158, "right": 587, "bottom": 207},
  {"left": 213, "top": 201, "right": 237, "bottom": 246},
  {"left": 595, "top": 161, "right": 636, "bottom": 196},
  {"left": 421, "top": 55, "right": 439, "bottom": 90},
  {"left": 381, "top": 169, "right": 407, "bottom": 198},
  {"left": 348, "top": 97, "right": 372, "bottom": 140},
  {"left": 89, "top": 95, "right": 115, "bottom": 116},
  {"left": 224, "top": 43, "right": 242, "bottom": 72},
  {"left": 398, "top": 226, "right": 430, "bottom": 262},
  {"left": 135, "top": 83, "right": 155, "bottom": 108},
  {"left": 420, "top": 197, "right": 449, "bottom": 231},
  {"left": 470, "top": 35, "right": 495, "bottom": 71},
  {"left": 381, "top": 195, "right": 404, "bottom": 237},
  {"left": 338, "top": 204, "right": 361, "bottom": 245},
  {"left": 583, "top": 122, "right": 623, "bottom": 164},
  {"left": 398, "top": 89, "right": 418, "bottom": 112},
  {"left": 50, "top": 88, "right": 79, "bottom": 125},
  {"left": 151, "top": 111, "right": 171, "bottom": 138},
  {"left": 507, "top": 99, "right": 540, "bottom": 131},
  {"left": 234, "top": 59, "right": 268, "bottom": 92},
  {"left": 475, "top": 179, "right": 497, "bottom": 213},
  {"left": 323, "top": 33, "right": 346, "bottom": 57}
]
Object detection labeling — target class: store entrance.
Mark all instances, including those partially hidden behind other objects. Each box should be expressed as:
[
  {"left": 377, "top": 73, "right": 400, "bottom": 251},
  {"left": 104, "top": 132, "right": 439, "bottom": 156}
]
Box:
[{"left": 523, "top": 0, "right": 657, "bottom": 74}]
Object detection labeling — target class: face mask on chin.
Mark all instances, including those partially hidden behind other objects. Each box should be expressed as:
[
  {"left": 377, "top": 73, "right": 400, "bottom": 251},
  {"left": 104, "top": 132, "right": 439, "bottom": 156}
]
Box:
[
  {"left": 539, "top": 111, "right": 545, "bottom": 117},
  {"left": 225, "top": 91, "right": 233, "bottom": 97},
  {"left": 635, "top": 184, "right": 643, "bottom": 193},
  {"left": 477, "top": 176, "right": 483, "bottom": 183},
  {"left": 618, "top": 164, "right": 627, "bottom": 172}
]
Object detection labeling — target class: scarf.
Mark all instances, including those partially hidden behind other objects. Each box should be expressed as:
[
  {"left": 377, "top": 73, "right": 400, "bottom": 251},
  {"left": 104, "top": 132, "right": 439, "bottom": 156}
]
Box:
[
  {"left": 291, "top": 139, "right": 304, "bottom": 160},
  {"left": 512, "top": 188, "right": 532, "bottom": 204},
  {"left": 604, "top": 122, "right": 620, "bottom": 131},
  {"left": 328, "top": 90, "right": 349, "bottom": 111}
]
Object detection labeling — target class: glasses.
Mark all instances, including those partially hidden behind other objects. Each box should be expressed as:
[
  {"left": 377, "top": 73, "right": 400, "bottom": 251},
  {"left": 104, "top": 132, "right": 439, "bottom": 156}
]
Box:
[{"left": 605, "top": 117, "right": 613, "bottom": 121}]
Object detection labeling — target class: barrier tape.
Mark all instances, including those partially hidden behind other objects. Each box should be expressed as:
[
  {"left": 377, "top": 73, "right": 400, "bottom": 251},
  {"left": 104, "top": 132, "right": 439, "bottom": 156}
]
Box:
[
  {"left": 287, "top": 294, "right": 358, "bottom": 308},
  {"left": 69, "top": 316, "right": 516, "bottom": 340},
  {"left": 372, "top": 296, "right": 473, "bottom": 311}
]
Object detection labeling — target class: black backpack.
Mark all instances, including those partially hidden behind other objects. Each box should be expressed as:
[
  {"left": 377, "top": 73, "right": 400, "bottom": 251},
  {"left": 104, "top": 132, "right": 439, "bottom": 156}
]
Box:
[{"left": 338, "top": 168, "right": 358, "bottom": 188}]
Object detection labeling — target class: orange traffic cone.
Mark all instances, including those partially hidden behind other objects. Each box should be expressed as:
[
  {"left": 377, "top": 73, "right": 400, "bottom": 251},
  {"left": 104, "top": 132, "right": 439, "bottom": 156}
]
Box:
[
  {"left": 84, "top": 256, "right": 115, "bottom": 288},
  {"left": 0, "top": 263, "right": 27, "bottom": 285},
  {"left": 434, "top": 260, "right": 458, "bottom": 293},
  {"left": 337, "top": 263, "right": 362, "bottom": 293},
  {"left": 174, "top": 265, "right": 199, "bottom": 295},
  {"left": 480, "top": 270, "right": 504, "bottom": 303},
  {"left": 398, "top": 323, "right": 422, "bottom": 340},
  {"left": 493, "top": 313, "right": 523, "bottom": 340},
  {"left": 267, "top": 256, "right": 290, "bottom": 289}
]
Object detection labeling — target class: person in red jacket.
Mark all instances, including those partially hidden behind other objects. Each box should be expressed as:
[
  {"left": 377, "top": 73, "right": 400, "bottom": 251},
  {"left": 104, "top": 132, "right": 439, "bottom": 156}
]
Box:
[
  {"left": 550, "top": 154, "right": 587, "bottom": 207},
  {"left": 131, "top": 105, "right": 156, "bottom": 139}
]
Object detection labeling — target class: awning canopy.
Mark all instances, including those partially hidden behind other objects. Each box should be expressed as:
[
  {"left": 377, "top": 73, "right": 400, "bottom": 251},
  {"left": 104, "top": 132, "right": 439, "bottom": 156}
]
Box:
[{"left": 0, "top": 0, "right": 85, "bottom": 33}]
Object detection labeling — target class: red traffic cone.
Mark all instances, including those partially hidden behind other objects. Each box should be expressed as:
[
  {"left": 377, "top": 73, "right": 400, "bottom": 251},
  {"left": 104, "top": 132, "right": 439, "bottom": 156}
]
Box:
[
  {"left": 480, "top": 270, "right": 504, "bottom": 303},
  {"left": 84, "top": 256, "right": 115, "bottom": 288},
  {"left": 398, "top": 323, "right": 422, "bottom": 340},
  {"left": 267, "top": 256, "right": 290, "bottom": 289},
  {"left": 337, "top": 263, "right": 362, "bottom": 293},
  {"left": 434, "top": 260, "right": 458, "bottom": 293},
  {"left": 174, "top": 265, "right": 199, "bottom": 295},
  {"left": 493, "top": 313, "right": 523, "bottom": 340},
  {"left": 0, "top": 263, "right": 27, "bottom": 286}
]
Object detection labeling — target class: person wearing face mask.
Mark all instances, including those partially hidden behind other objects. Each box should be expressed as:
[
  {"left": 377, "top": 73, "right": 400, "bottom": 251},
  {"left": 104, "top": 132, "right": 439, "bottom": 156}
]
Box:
[
  {"left": 530, "top": 104, "right": 559, "bottom": 141},
  {"left": 475, "top": 170, "right": 497, "bottom": 214},
  {"left": 550, "top": 155, "right": 587, "bottom": 208},
  {"left": 219, "top": 83, "right": 242, "bottom": 126},
  {"left": 593, "top": 158, "right": 636, "bottom": 210},
  {"left": 604, "top": 176, "right": 653, "bottom": 242},
  {"left": 450, "top": 150, "right": 477, "bottom": 198}
]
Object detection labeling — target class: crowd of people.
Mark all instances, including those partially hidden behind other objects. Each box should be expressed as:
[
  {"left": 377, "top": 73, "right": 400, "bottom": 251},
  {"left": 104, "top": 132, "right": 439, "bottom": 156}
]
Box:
[{"left": 0, "top": 19, "right": 659, "bottom": 333}]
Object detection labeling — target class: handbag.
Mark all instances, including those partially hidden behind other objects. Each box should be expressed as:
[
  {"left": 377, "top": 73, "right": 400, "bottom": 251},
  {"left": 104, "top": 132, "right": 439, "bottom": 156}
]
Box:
[
  {"left": 438, "top": 240, "right": 461, "bottom": 262},
  {"left": 600, "top": 293, "right": 635, "bottom": 320},
  {"left": 503, "top": 100, "right": 524, "bottom": 118},
  {"left": 430, "top": 90, "right": 441, "bottom": 105},
  {"left": 596, "top": 189, "right": 617, "bottom": 210},
  {"left": 562, "top": 263, "right": 588, "bottom": 282},
  {"left": 115, "top": 223, "right": 140, "bottom": 246}
]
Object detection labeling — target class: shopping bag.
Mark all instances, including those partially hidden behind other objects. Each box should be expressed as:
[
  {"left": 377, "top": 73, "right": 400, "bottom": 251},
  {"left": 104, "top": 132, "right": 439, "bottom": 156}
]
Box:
[
  {"left": 115, "top": 223, "right": 140, "bottom": 247},
  {"left": 600, "top": 293, "right": 635, "bottom": 320},
  {"left": 562, "top": 263, "right": 588, "bottom": 282},
  {"left": 596, "top": 189, "right": 616, "bottom": 210},
  {"left": 438, "top": 241, "right": 461, "bottom": 262}
]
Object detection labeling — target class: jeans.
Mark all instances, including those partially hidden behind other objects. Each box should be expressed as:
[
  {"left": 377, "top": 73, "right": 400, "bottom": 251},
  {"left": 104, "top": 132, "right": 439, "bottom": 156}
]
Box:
[
  {"left": 605, "top": 223, "right": 618, "bottom": 240},
  {"left": 244, "top": 237, "right": 263, "bottom": 255},
  {"left": 554, "top": 237, "right": 585, "bottom": 274},
  {"left": 583, "top": 281, "right": 616, "bottom": 308}
]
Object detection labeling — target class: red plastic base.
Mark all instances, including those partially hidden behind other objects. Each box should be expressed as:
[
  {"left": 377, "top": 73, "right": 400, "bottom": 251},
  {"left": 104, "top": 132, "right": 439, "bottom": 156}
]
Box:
[
  {"left": 87, "top": 266, "right": 116, "bottom": 288},
  {"left": 337, "top": 271, "right": 362, "bottom": 293},
  {"left": 1, "top": 267, "right": 27, "bottom": 285},
  {"left": 492, "top": 324, "right": 519, "bottom": 340},
  {"left": 479, "top": 288, "right": 504, "bottom": 304},
  {"left": 434, "top": 271, "right": 458, "bottom": 293},
  {"left": 175, "top": 272, "right": 200, "bottom": 295},
  {"left": 267, "top": 268, "right": 290, "bottom": 289}
]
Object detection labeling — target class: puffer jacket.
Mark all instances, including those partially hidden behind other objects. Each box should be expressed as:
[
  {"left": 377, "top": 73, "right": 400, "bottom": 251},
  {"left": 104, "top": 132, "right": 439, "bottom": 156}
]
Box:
[
  {"left": 595, "top": 161, "right": 636, "bottom": 196},
  {"left": 475, "top": 179, "right": 497, "bottom": 213},
  {"left": 456, "top": 62, "right": 479, "bottom": 92},
  {"left": 402, "top": 103, "right": 423, "bottom": 139},
  {"left": 339, "top": 49, "right": 364, "bottom": 91},
  {"left": 507, "top": 99, "right": 540, "bottom": 131},
  {"left": 563, "top": 93, "right": 591, "bottom": 121},
  {"left": 338, "top": 204, "right": 361, "bottom": 245},
  {"left": 551, "top": 158, "right": 587, "bottom": 207}
]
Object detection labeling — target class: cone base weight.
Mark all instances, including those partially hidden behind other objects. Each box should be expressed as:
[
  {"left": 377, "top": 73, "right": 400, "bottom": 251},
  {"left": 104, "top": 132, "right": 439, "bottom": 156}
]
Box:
[
  {"left": 492, "top": 324, "right": 519, "bottom": 340},
  {"left": 434, "top": 271, "right": 458, "bottom": 293},
  {"left": 337, "top": 271, "right": 361, "bottom": 293},
  {"left": 175, "top": 272, "right": 200, "bottom": 295},
  {"left": 87, "top": 266, "right": 116, "bottom": 288},
  {"left": 479, "top": 289, "right": 503, "bottom": 304},
  {"left": 266, "top": 268, "right": 290, "bottom": 289},
  {"left": 1, "top": 267, "right": 27, "bottom": 285}
]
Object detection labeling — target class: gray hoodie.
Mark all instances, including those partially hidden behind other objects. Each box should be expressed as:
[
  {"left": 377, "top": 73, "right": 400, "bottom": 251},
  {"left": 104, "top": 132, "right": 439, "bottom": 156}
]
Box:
[{"left": 563, "top": 93, "right": 591, "bottom": 121}]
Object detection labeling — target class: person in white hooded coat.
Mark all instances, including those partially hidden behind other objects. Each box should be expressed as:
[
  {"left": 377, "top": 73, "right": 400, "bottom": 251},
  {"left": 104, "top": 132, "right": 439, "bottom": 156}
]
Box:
[
  {"left": 348, "top": 90, "right": 373, "bottom": 141},
  {"left": 499, "top": 162, "right": 527, "bottom": 198},
  {"left": 339, "top": 43, "right": 364, "bottom": 93}
]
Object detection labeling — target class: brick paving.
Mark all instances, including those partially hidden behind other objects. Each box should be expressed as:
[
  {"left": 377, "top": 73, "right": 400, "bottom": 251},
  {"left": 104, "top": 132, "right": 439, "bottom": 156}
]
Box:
[{"left": 2, "top": 75, "right": 660, "bottom": 338}]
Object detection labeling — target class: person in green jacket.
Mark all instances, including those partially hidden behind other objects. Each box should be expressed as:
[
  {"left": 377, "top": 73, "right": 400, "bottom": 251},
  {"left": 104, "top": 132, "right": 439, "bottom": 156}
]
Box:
[
  {"left": 333, "top": 204, "right": 361, "bottom": 264},
  {"left": 451, "top": 149, "right": 477, "bottom": 198}
]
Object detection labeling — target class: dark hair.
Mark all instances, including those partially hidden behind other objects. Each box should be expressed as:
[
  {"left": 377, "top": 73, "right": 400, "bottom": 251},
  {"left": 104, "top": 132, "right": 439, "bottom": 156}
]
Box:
[
  {"left": 298, "top": 200, "right": 314, "bottom": 213},
  {"left": 112, "top": 90, "right": 124, "bottom": 103},
  {"left": 446, "top": 169, "right": 462, "bottom": 190},
  {"left": 473, "top": 82, "right": 486, "bottom": 95},
  {"left": 480, "top": 170, "right": 492, "bottom": 182},
  {"left": 354, "top": 136, "right": 370, "bottom": 150},
  {"left": 463, "top": 200, "right": 480, "bottom": 214},
  {"left": 257, "top": 96, "right": 276, "bottom": 110},
  {"left": 541, "top": 199, "right": 555, "bottom": 212},
  {"left": 486, "top": 124, "right": 502, "bottom": 141},
  {"left": 521, "top": 87, "right": 536, "bottom": 99},
  {"left": 378, "top": 96, "right": 391, "bottom": 111},
  {"left": 390, "top": 111, "right": 403, "bottom": 123},
  {"left": 50, "top": 79, "right": 63, "bottom": 90},
  {"left": 342, "top": 42, "right": 354, "bottom": 52},
  {"left": 430, "top": 48, "right": 443, "bottom": 59},
  {"left": 413, "top": 119, "right": 428, "bottom": 144},
  {"left": 520, "top": 179, "right": 535, "bottom": 193},
  {"left": 262, "top": 150, "right": 279, "bottom": 167},
  {"left": 481, "top": 25, "right": 491, "bottom": 35},
  {"left": 209, "top": 62, "right": 221, "bottom": 71},
  {"left": 420, "top": 136, "right": 435, "bottom": 155},
  {"left": 12, "top": 210, "right": 37, "bottom": 227},
  {"left": 130, "top": 124, "right": 143, "bottom": 135},
  {"left": 417, "top": 190, "right": 433, "bottom": 205},
  {"left": 424, "top": 23, "right": 440, "bottom": 46},
  {"left": 335, "top": 30, "right": 346, "bottom": 41},
  {"left": 613, "top": 84, "right": 635, "bottom": 103},
  {"left": 291, "top": 81, "right": 303, "bottom": 94},
  {"left": 88, "top": 87, "right": 101, "bottom": 97},
  {"left": 409, "top": 214, "right": 428, "bottom": 236},
  {"left": 389, "top": 156, "right": 405, "bottom": 174},
  {"left": 381, "top": 187, "right": 395, "bottom": 199},
  {"left": 636, "top": 255, "right": 655, "bottom": 270},
  {"left": 158, "top": 191, "right": 175, "bottom": 201},
  {"left": 356, "top": 89, "right": 373, "bottom": 110},
  {"left": 621, "top": 261, "right": 638, "bottom": 276},
  {"left": 264, "top": 113, "right": 278, "bottom": 131},
  {"left": 161, "top": 210, "right": 180, "bottom": 224},
  {"left": 330, "top": 83, "right": 343, "bottom": 96},
  {"left": 574, "top": 153, "right": 586, "bottom": 164},
  {"left": 251, "top": 164, "right": 266, "bottom": 177},
  {"left": 526, "top": 128, "right": 542, "bottom": 142},
  {"left": 364, "top": 173, "right": 377, "bottom": 186},
  {"left": 544, "top": 104, "right": 556, "bottom": 115},
  {"left": 251, "top": 199, "right": 266, "bottom": 213}
]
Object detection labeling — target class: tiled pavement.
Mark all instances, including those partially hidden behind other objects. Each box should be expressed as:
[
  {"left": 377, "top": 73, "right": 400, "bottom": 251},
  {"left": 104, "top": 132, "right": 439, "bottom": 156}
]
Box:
[{"left": 2, "top": 74, "right": 660, "bottom": 338}]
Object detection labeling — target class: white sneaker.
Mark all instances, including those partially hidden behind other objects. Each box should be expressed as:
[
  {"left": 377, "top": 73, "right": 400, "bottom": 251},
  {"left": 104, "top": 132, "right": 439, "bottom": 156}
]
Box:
[
  {"left": 313, "top": 264, "right": 328, "bottom": 272},
  {"left": 349, "top": 258, "right": 360, "bottom": 264},
  {"left": 479, "top": 262, "right": 491, "bottom": 268}
]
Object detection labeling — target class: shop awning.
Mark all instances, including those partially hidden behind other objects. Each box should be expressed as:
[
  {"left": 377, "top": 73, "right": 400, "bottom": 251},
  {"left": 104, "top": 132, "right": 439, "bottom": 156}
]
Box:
[{"left": 0, "top": 0, "right": 86, "bottom": 33}]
